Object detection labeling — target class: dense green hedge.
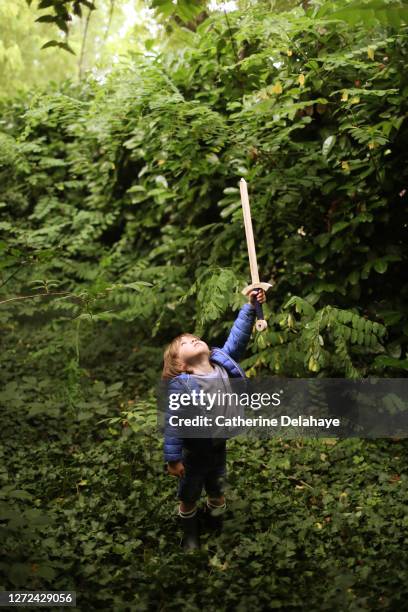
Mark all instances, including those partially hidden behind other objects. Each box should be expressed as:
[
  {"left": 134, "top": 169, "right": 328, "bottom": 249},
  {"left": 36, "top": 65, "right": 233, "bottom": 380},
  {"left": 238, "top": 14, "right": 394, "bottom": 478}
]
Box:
[{"left": 1, "top": 3, "right": 408, "bottom": 376}]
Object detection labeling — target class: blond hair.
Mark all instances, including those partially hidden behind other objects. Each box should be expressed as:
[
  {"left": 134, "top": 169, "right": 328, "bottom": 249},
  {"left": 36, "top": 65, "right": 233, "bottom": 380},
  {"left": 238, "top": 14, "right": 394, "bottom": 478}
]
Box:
[{"left": 161, "top": 333, "right": 201, "bottom": 380}]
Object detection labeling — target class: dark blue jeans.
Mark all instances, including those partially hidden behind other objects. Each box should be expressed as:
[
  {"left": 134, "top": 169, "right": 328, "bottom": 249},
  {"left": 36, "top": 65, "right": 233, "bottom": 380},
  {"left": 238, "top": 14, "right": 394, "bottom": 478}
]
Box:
[{"left": 177, "top": 441, "right": 227, "bottom": 504}]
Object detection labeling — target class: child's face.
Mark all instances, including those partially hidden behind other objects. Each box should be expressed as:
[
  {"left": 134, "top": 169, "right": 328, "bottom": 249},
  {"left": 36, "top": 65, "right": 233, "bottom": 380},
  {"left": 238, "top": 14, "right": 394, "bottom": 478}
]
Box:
[{"left": 178, "top": 335, "right": 210, "bottom": 368}]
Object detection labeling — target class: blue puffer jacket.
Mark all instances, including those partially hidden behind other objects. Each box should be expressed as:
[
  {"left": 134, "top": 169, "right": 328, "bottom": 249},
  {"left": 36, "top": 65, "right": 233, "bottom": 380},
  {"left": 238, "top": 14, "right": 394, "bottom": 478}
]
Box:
[{"left": 163, "top": 302, "right": 256, "bottom": 462}]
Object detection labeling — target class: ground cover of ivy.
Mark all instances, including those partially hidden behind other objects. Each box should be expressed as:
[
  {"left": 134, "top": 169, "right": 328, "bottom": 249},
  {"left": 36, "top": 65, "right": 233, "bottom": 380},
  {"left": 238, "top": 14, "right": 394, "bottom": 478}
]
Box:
[{"left": 1, "top": 321, "right": 408, "bottom": 611}]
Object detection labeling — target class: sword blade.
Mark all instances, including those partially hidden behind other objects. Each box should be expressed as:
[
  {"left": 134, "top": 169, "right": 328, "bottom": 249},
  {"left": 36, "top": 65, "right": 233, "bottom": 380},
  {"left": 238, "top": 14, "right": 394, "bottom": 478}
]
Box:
[{"left": 239, "top": 178, "right": 260, "bottom": 284}]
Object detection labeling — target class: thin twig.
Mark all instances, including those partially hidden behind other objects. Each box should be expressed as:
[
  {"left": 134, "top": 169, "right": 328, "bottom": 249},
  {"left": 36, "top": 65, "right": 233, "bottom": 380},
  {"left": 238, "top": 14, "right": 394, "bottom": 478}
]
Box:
[
  {"left": 223, "top": 7, "right": 240, "bottom": 65},
  {"left": 100, "top": 0, "right": 115, "bottom": 53},
  {"left": 0, "top": 291, "right": 82, "bottom": 306},
  {"left": 288, "top": 476, "right": 314, "bottom": 489},
  {"left": 78, "top": 7, "right": 93, "bottom": 81},
  {"left": 0, "top": 261, "right": 28, "bottom": 290}
]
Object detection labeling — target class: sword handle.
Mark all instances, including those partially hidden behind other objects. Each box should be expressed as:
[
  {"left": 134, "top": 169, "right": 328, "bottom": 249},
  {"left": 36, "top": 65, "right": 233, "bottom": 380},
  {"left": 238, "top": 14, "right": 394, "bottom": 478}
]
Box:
[
  {"left": 253, "top": 289, "right": 268, "bottom": 332},
  {"left": 243, "top": 283, "right": 272, "bottom": 332},
  {"left": 253, "top": 289, "right": 264, "bottom": 320}
]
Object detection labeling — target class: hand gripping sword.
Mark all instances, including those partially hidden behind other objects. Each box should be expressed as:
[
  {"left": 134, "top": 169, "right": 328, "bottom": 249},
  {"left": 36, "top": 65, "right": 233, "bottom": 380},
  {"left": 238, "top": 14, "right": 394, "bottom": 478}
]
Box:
[{"left": 239, "top": 178, "right": 273, "bottom": 332}]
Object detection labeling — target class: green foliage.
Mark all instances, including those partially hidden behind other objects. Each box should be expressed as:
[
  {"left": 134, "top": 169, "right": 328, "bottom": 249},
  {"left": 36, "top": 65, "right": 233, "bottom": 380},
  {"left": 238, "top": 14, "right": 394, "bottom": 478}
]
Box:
[
  {"left": 181, "top": 266, "right": 242, "bottom": 334},
  {"left": 29, "top": 0, "right": 96, "bottom": 33},
  {"left": 150, "top": 0, "right": 206, "bottom": 24},
  {"left": 316, "top": 0, "right": 408, "bottom": 28},
  {"left": 0, "top": 0, "right": 153, "bottom": 96},
  {"left": 242, "top": 298, "right": 390, "bottom": 378},
  {"left": 2, "top": 0, "right": 407, "bottom": 376}
]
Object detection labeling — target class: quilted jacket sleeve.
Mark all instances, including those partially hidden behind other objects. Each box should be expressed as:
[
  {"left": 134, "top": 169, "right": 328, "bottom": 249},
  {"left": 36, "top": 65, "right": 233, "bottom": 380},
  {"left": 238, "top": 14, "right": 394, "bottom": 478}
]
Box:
[
  {"left": 163, "top": 377, "right": 184, "bottom": 463},
  {"left": 221, "top": 302, "right": 256, "bottom": 362}
]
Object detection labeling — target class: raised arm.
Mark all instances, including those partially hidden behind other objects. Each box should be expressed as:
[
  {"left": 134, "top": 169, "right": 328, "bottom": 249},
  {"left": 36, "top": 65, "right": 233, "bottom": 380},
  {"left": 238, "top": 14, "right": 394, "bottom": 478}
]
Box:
[{"left": 221, "top": 302, "right": 256, "bottom": 362}]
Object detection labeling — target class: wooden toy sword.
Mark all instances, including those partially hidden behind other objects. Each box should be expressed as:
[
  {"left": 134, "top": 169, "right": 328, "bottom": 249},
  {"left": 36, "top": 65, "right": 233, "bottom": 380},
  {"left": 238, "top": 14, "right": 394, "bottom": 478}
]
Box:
[{"left": 239, "top": 178, "right": 273, "bottom": 332}]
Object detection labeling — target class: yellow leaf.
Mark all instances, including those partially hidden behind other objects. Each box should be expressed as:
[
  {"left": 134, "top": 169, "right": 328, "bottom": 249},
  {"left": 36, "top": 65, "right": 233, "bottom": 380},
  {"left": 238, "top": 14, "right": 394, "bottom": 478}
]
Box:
[
  {"left": 271, "top": 81, "right": 283, "bottom": 95},
  {"left": 257, "top": 334, "right": 266, "bottom": 349},
  {"left": 368, "top": 142, "right": 376, "bottom": 150},
  {"left": 298, "top": 74, "right": 305, "bottom": 87},
  {"left": 341, "top": 161, "right": 350, "bottom": 172},
  {"left": 287, "top": 49, "right": 293, "bottom": 57},
  {"left": 157, "top": 159, "right": 166, "bottom": 165},
  {"left": 341, "top": 91, "right": 349, "bottom": 102},
  {"left": 367, "top": 47, "right": 375, "bottom": 60},
  {"left": 350, "top": 96, "right": 360, "bottom": 104}
]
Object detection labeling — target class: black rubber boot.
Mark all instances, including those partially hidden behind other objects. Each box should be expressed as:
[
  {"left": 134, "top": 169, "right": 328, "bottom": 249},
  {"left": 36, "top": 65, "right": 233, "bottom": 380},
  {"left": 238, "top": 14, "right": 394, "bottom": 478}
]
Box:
[
  {"left": 200, "top": 503, "right": 224, "bottom": 536},
  {"left": 179, "top": 513, "right": 200, "bottom": 551}
]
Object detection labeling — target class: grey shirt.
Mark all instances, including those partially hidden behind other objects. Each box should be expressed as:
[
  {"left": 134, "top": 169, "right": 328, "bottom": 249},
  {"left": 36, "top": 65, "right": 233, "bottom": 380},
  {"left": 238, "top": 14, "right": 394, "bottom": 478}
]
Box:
[{"left": 192, "top": 363, "right": 239, "bottom": 437}]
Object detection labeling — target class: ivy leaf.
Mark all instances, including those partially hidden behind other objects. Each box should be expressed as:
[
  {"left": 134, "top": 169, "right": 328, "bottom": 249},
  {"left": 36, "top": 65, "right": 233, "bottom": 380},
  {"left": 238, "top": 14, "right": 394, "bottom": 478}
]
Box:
[
  {"left": 35, "top": 14, "right": 56, "bottom": 23},
  {"left": 331, "top": 221, "right": 350, "bottom": 234},
  {"left": 322, "top": 135, "right": 336, "bottom": 158},
  {"left": 41, "top": 40, "right": 60, "bottom": 50},
  {"left": 58, "top": 42, "right": 75, "bottom": 54},
  {"left": 373, "top": 259, "right": 388, "bottom": 274}
]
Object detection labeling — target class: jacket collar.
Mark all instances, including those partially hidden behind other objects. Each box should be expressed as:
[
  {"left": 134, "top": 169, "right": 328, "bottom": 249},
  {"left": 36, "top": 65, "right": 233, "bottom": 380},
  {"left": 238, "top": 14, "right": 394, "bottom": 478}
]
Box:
[
  {"left": 174, "top": 347, "right": 246, "bottom": 393},
  {"left": 210, "top": 347, "right": 246, "bottom": 378}
]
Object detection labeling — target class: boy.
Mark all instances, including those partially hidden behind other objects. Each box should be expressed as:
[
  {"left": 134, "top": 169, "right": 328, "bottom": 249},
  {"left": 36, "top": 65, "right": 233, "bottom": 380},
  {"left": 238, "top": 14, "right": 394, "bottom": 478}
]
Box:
[{"left": 162, "top": 289, "right": 266, "bottom": 551}]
